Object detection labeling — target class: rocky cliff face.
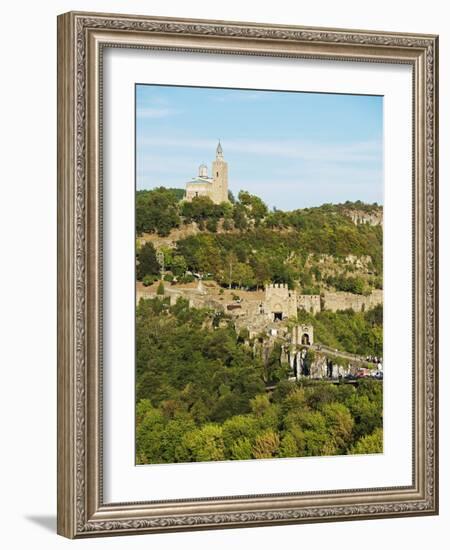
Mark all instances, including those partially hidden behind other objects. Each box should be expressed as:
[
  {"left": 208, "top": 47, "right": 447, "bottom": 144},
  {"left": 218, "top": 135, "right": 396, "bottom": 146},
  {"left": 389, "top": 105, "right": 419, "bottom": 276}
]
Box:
[{"left": 343, "top": 208, "right": 383, "bottom": 226}]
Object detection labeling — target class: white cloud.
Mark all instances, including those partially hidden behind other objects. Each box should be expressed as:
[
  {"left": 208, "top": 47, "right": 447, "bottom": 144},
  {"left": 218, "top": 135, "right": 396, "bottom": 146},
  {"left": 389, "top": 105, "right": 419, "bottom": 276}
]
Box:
[
  {"left": 229, "top": 139, "right": 381, "bottom": 163},
  {"left": 139, "top": 136, "right": 381, "bottom": 164},
  {"left": 137, "top": 107, "right": 180, "bottom": 119}
]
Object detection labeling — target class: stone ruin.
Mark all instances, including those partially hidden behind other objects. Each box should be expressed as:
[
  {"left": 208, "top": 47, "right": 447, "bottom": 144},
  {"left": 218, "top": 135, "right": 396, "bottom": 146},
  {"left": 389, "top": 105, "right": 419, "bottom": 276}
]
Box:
[{"left": 137, "top": 283, "right": 372, "bottom": 382}]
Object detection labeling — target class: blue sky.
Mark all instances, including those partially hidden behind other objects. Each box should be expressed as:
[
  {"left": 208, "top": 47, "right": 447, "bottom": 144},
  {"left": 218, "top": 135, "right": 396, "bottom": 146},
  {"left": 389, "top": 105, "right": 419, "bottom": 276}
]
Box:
[{"left": 136, "top": 84, "right": 383, "bottom": 210}]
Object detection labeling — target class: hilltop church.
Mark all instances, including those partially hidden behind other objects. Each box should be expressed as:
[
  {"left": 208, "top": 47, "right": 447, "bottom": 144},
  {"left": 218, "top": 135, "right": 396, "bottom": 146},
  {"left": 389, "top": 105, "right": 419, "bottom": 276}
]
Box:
[{"left": 185, "top": 141, "right": 229, "bottom": 204}]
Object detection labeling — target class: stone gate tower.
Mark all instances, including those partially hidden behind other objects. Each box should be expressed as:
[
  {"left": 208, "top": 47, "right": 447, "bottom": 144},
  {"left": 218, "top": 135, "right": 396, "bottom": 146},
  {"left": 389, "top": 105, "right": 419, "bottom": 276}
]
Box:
[
  {"left": 264, "top": 284, "right": 298, "bottom": 321},
  {"left": 211, "top": 141, "right": 229, "bottom": 204}
]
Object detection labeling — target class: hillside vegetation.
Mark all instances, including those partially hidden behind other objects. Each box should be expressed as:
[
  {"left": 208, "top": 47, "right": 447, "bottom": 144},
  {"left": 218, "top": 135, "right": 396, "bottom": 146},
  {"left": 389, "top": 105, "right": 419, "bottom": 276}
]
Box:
[
  {"left": 136, "top": 187, "right": 383, "bottom": 294},
  {"left": 136, "top": 297, "right": 383, "bottom": 464}
]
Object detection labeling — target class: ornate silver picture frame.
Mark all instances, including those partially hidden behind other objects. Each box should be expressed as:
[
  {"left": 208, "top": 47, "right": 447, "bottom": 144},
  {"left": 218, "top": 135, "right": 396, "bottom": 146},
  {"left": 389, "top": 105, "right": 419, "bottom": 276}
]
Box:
[{"left": 57, "top": 11, "right": 438, "bottom": 538}]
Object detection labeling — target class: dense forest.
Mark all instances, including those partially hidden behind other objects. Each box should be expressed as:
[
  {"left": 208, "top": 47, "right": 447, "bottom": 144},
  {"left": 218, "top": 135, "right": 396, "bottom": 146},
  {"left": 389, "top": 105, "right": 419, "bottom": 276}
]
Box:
[
  {"left": 135, "top": 187, "right": 383, "bottom": 464},
  {"left": 136, "top": 297, "right": 383, "bottom": 464},
  {"left": 136, "top": 187, "right": 383, "bottom": 293}
]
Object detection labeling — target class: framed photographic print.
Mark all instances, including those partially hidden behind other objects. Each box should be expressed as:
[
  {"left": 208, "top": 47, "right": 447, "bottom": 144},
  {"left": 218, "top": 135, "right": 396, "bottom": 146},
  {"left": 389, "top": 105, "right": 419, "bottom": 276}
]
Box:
[{"left": 57, "top": 11, "right": 439, "bottom": 538}]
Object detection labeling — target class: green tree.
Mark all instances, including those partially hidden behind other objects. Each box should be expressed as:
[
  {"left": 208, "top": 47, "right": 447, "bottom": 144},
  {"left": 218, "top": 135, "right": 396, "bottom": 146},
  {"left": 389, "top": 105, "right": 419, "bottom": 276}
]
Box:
[
  {"left": 349, "top": 427, "right": 383, "bottom": 455},
  {"left": 252, "top": 258, "right": 271, "bottom": 289},
  {"left": 210, "top": 392, "right": 250, "bottom": 423},
  {"left": 171, "top": 255, "right": 187, "bottom": 277},
  {"left": 230, "top": 437, "right": 253, "bottom": 460},
  {"left": 136, "top": 187, "right": 181, "bottom": 236},
  {"left": 232, "top": 262, "right": 255, "bottom": 289},
  {"left": 135, "top": 399, "right": 165, "bottom": 464},
  {"left": 182, "top": 424, "right": 225, "bottom": 462},
  {"left": 156, "top": 281, "right": 165, "bottom": 295},
  {"left": 238, "top": 190, "right": 268, "bottom": 224},
  {"left": 345, "top": 392, "right": 382, "bottom": 440},
  {"left": 181, "top": 195, "right": 227, "bottom": 226},
  {"left": 136, "top": 242, "right": 160, "bottom": 280},
  {"left": 365, "top": 303, "right": 383, "bottom": 326},
  {"left": 322, "top": 402, "right": 354, "bottom": 452},
  {"left": 250, "top": 394, "right": 271, "bottom": 417},
  {"left": 281, "top": 387, "right": 307, "bottom": 414},
  {"left": 279, "top": 432, "right": 298, "bottom": 458},
  {"left": 265, "top": 343, "right": 289, "bottom": 385},
  {"left": 159, "top": 416, "right": 196, "bottom": 463},
  {"left": 232, "top": 204, "right": 248, "bottom": 230},
  {"left": 222, "top": 415, "right": 259, "bottom": 450}
]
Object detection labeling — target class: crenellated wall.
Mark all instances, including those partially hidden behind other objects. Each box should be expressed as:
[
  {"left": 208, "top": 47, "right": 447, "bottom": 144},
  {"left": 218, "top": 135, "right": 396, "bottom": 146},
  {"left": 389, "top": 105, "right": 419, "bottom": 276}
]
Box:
[{"left": 264, "top": 283, "right": 297, "bottom": 319}]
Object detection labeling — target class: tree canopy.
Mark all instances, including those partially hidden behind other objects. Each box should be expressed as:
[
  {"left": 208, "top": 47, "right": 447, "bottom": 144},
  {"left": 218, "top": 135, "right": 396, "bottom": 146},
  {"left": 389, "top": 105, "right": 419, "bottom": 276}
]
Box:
[{"left": 136, "top": 297, "right": 383, "bottom": 464}]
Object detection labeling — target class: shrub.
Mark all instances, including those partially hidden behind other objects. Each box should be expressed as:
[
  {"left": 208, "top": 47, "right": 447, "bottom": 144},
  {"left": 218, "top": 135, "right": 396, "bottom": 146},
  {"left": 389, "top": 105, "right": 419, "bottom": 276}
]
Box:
[
  {"left": 206, "top": 219, "right": 218, "bottom": 233},
  {"left": 142, "top": 274, "right": 156, "bottom": 287},
  {"left": 180, "top": 274, "right": 195, "bottom": 284},
  {"left": 222, "top": 218, "right": 233, "bottom": 231}
]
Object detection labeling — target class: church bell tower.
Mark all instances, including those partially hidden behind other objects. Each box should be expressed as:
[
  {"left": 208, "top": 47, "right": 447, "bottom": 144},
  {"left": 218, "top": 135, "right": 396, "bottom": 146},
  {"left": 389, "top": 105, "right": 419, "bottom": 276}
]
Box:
[{"left": 211, "top": 141, "right": 229, "bottom": 204}]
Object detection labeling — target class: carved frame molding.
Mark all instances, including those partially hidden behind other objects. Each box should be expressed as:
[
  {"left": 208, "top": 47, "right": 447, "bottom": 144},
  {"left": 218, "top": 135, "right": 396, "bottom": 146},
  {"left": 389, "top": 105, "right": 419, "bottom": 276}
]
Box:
[{"left": 57, "top": 11, "right": 438, "bottom": 538}]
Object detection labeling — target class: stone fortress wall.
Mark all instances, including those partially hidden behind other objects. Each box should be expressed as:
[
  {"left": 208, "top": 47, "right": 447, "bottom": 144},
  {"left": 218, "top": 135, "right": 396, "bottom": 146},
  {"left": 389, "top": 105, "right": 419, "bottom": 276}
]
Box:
[
  {"left": 323, "top": 289, "right": 383, "bottom": 312},
  {"left": 297, "top": 294, "right": 321, "bottom": 315},
  {"left": 264, "top": 284, "right": 382, "bottom": 317},
  {"left": 137, "top": 283, "right": 382, "bottom": 322}
]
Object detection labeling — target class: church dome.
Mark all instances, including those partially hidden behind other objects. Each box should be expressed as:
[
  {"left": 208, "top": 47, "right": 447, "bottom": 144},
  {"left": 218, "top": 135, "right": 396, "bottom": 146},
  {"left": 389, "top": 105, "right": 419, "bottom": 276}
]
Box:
[{"left": 198, "top": 163, "right": 208, "bottom": 178}]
